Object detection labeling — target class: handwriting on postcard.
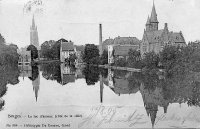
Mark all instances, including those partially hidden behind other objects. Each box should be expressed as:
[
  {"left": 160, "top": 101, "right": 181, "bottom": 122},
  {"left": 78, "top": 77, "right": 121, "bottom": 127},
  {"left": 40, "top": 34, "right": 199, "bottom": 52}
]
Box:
[{"left": 3, "top": 105, "right": 200, "bottom": 128}]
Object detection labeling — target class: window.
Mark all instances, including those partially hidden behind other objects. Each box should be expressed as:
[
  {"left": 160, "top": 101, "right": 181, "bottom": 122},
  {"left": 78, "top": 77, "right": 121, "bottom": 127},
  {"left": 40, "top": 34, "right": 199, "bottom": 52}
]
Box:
[{"left": 143, "top": 46, "right": 147, "bottom": 52}]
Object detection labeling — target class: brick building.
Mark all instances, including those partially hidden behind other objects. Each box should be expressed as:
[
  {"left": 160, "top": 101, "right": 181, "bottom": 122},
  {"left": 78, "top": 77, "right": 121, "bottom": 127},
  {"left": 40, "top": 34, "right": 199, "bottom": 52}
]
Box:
[{"left": 141, "top": 1, "right": 186, "bottom": 56}]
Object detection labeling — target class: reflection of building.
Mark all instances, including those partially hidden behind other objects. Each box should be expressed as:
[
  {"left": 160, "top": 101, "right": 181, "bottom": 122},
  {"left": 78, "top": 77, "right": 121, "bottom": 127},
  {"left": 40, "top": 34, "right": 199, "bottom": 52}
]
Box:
[
  {"left": 18, "top": 65, "right": 32, "bottom": 78},
  {"left": 141, "top": 1, "right": 186, "bottom": 56},
  {"left": 108, "top": 69, "right": 114, "bottom": 88},
  {"left": 30, "top": 15, "right": 40, "bottom": 50},
  {"left": 75, "top": 68, "right": 84, "bottom": 79},
  {"left": 108, "top": 45, "right": 114, "bottom": 64},
  {"left": 140, "top": 83, "right": 169, "bottom": 127},
  {"left": 107, "top": 37, "right": 140, "bottom": 64},
  {"left": 112, "top": 78, "right": 139, "bottom": 95},
  {"left": 60, "top": 41, "right": 75, "bottom": 62},
  {"left": 104, "top": 69, "right": 140, "bottom": 95},
  {"left": 32, "top": 67, "right": 40, "bottom": 102},
  {"left": 75, "top": 45, "right": 84, "bottom": 64},
  {"left": 60, "top": 64, "right": 75, "bottom": 85},
  {"left": 17, "top": 48, "right": 31, "bottom": 65}
]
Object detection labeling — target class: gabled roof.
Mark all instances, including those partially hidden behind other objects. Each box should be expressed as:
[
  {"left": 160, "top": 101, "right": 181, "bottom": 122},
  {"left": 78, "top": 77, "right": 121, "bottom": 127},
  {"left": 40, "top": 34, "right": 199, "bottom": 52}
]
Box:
[
  {"left": 169, "top": 32, "right": 185, "bottom": 43},
  {"left": 114, "top": 37, "right": 140, "bottom": 45},
  {"left": 114, "top": 45, "right": 139, "bottom": 56},
  {"left": 75, "top": 45, "right": 84, "bottom": 51},
  {"left": 61, "top": 42, "right": 74, "bottom": 51},
  {"left": 145, "top": 29, "right": 164, "bottom": 43},
  {"left": 103, "top": 38, "right": 114, "bottom": 45}
]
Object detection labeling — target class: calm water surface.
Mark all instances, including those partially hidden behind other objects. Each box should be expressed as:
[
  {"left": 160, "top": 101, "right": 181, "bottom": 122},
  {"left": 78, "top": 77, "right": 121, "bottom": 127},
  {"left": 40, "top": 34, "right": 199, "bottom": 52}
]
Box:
[{"left": 0, "top": 63, "right": 200, "bottom": 128}]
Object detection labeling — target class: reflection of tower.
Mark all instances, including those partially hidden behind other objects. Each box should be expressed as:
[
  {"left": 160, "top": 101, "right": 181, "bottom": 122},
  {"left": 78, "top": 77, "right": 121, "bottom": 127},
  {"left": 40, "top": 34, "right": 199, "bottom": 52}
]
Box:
[
  {"left": 145, "top": 103, "right": 158, "bottom": 128},
  {"left": 100, "top": 74, "right": 104, "bottom": 103},
  {"left": 140, "top": 82, "right": 169, "bottom": 128},
  {"left": 32, "top": 68, "right": 40, "bottom": 102},
  {"left": 30, "top": 15, "right": 40, "bottom": 50}
]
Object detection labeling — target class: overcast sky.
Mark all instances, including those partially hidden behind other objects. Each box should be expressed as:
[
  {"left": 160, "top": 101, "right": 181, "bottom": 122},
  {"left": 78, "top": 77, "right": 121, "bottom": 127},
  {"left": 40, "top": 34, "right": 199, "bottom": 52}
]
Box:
[{"left": 0, "top": 0, "right": 200, "bottom": 48}]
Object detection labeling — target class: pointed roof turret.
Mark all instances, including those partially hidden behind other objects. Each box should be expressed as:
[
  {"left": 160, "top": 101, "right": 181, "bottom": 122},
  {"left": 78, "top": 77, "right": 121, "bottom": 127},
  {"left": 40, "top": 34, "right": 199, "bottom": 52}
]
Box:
[
  {"left": 150, "top": 0, "right": 158, "bottom": 23},
  {"left": 146, "top": 15, "right": 151, "bottom": 25}
]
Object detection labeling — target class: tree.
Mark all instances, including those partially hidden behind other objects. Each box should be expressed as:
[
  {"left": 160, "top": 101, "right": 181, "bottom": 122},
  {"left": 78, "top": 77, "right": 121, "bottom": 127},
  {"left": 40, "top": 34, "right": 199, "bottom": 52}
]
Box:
[
  {"left": 127, "top": 49, "right": 142, "bottom": 68},
  {"left": 50, "top": 38, "right": 68, "bottom": 60},
  {"left": 40, "top": 40, "right": 56, "bottom": 59},
  {"left": 68, "top": 53, "right": 77, "bottom": 65},
  {"left": 27, "top": 45, "right": 38, "bottom": 60},
  {"left": 0, "top": 44, "right": 19, "bottom": 65},
  {"left": 142, "top": 51, "right": 160, "bottom": 71},
  {"left": 0, "top": 34, "right": 5, "bottom": 44},
  {"left": 115, "top": 58, "right": 127, "bottom": 67},
  {"left": 82, "top": 44, "right": 100, "bottom": 64},
  {"left": 159, "top": 45, "right": 183, "bottom": 75}
]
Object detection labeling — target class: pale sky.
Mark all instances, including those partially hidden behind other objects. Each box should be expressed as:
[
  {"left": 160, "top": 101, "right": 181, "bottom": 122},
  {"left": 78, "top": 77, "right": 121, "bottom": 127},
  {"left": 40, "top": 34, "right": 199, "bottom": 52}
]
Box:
[{"left": 0, "top": 0, "right": 200, "bottom": 48}]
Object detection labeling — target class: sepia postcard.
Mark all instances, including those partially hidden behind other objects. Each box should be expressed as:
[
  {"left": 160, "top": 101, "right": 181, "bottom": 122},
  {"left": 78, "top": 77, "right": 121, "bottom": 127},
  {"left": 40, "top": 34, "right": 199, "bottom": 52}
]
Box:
[{"left": 0, "top": 0, "right": 200, "bottom": 128}]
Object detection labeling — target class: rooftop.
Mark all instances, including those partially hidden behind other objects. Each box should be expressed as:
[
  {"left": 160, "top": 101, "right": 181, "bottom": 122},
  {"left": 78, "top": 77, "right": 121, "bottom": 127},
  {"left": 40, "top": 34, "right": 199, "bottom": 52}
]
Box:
[
  {"left": 114, "top": 45, "right": 139, "bottom": 56},
  {"left": 61, "top": 41, "right": 74, "bottom": 51}
]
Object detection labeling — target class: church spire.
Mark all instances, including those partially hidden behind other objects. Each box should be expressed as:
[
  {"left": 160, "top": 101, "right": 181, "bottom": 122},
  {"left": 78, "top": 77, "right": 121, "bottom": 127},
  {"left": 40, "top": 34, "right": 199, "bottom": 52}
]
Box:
[
  {"left": 145, "top": 15, "right": 151, "bottom": 31},
  {"left": 32, "top": 15, "right": 36, "bottom": 29},
  {"left": 146, "top": 15, "right": 150, "bottom": 25},
  {"left": 150, "top": 0, "right": 158, "bottom": 23}
]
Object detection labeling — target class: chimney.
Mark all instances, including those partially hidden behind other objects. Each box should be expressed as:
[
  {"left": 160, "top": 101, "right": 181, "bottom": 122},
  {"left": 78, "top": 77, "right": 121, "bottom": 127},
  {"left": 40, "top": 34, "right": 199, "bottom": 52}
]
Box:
[
  {"left": 164, "top": 23, "right": 168, "bottom": 32},
  {"left": 99, "top": 24, "right": 103, "bottom": 55}
]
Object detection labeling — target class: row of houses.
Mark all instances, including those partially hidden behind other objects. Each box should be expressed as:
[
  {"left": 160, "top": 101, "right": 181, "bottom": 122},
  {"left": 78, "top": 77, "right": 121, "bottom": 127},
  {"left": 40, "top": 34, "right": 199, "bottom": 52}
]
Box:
[
  {"left": 105, "top": 1, "right": 186, "bottom": 65},
  {"left": 17, "top": 40, "right": 84, "bottom": 65}
]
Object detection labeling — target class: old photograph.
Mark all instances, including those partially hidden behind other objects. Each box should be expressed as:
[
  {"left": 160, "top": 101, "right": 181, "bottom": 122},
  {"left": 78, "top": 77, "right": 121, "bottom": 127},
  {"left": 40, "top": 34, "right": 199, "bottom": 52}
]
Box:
[{"left": 0, "top": 0, "right": 200, "bottom": 128}]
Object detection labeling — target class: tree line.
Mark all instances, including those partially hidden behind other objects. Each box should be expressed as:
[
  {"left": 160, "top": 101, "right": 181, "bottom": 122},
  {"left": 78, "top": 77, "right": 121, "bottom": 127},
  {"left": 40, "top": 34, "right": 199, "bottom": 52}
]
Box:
[{"left": 81, "top": 41, "right": 200, "bottom": 76}]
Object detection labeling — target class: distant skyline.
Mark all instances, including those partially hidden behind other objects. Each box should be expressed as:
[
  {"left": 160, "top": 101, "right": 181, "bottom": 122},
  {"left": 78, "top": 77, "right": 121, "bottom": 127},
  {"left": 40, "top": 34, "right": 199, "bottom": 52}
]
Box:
[{"left": 0, "top": 0, "right": 200, "bottom": 48}]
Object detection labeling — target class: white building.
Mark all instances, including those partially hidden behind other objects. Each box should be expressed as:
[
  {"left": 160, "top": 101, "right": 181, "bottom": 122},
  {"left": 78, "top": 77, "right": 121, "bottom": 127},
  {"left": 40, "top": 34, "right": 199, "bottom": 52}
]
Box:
[{"left": 60, "top": 41, "right": 76, "bottom": 62}]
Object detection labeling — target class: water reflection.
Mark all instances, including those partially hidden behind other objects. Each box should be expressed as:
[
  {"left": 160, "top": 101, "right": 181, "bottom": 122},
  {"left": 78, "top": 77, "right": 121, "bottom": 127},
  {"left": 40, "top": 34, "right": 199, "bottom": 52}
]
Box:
[
  {"left": 102, "top": 69, "right": 200, "bottom": 127},
  {"left": 0, "top": 64, "right": 20, "bottom": 111},
  {"left": 19, "top": 65, "right": 40, "bottom": 101},
  {"left": 82, "top": 66, "right": 100, "bottom": 85},
  {"left": 60, "top": 63, "right": 76, "bottom": 85},
  {"left": 40, "top": 63, "right": 62, "bottom": 83},
  {"left": 0, "top": 63, "right": 200, "bottom": 128}
]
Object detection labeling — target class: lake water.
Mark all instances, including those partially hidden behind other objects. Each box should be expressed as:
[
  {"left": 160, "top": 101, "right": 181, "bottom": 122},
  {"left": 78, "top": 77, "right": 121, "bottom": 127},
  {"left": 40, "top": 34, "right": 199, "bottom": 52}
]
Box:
[{"left": 0, "top": 63, "right": 200, "bottom": 128}]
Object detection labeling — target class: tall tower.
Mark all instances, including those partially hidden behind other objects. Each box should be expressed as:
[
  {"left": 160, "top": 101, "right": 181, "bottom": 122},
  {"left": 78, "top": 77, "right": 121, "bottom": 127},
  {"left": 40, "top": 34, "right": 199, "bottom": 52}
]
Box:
[
  {"left": 30, "top": 15, "right": 39, "bottom": 50},
  {"left": 99, "top": 24, "right": 103, "bottom": 55},
  {"left": 150, "top": 1, "right": 159, "bottom": 31},
  {"left": 146, "top": 15, "right": 151, "bottom": 31}
]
